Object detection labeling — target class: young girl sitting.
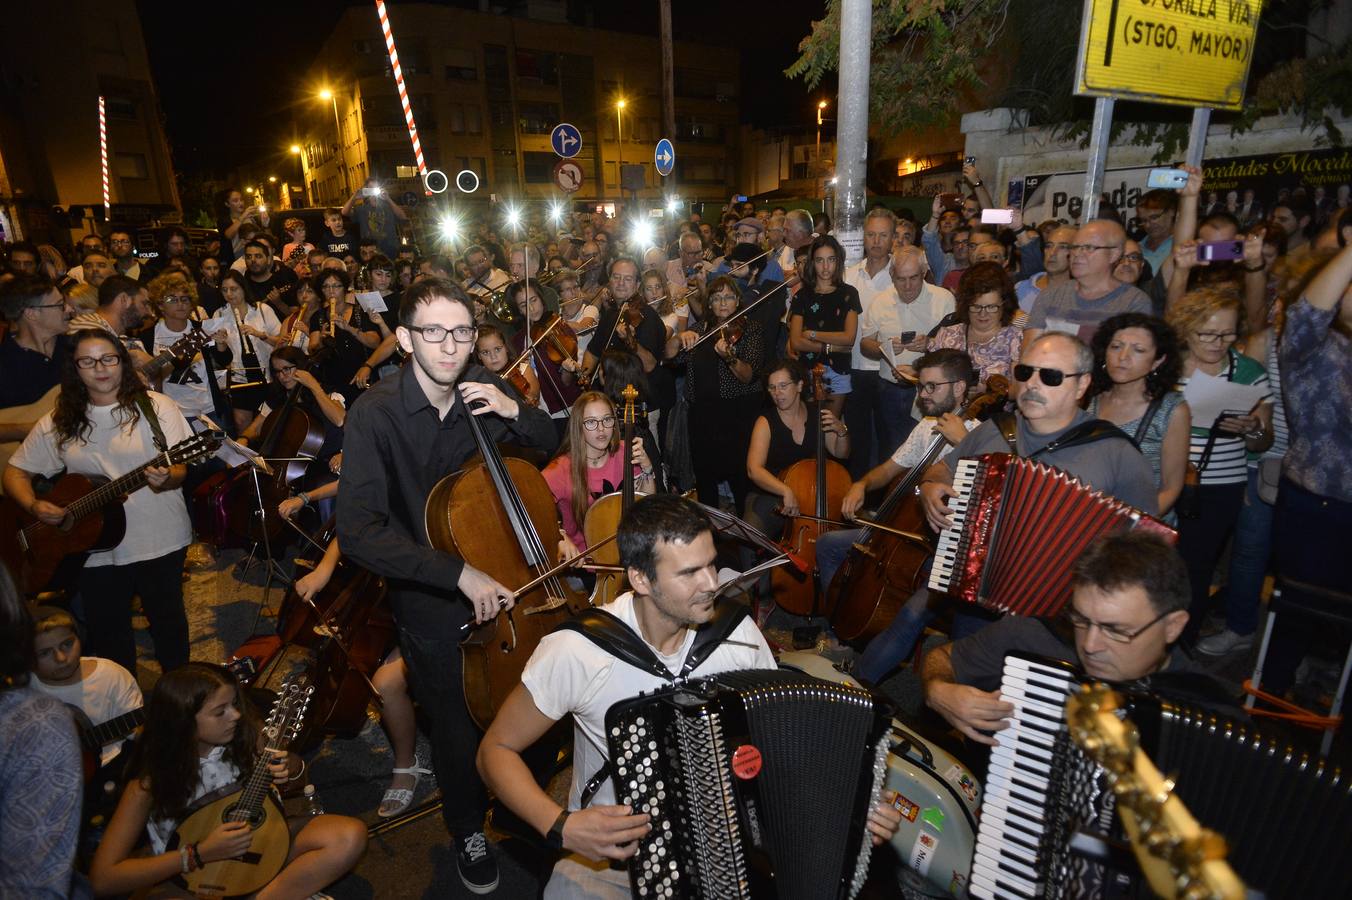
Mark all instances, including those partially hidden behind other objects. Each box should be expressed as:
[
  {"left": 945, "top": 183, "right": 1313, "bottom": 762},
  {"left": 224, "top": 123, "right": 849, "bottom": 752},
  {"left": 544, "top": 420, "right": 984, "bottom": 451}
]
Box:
[{"left": 89, "top": 663, "right": 366, "bottom": 899}]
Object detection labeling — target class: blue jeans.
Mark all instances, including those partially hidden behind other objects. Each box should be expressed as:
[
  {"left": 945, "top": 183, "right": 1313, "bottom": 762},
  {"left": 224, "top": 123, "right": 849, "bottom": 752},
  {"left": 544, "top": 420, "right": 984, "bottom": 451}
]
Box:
[
  {"left": 817, "top": 528, "right": 865, "bottom": 594},
  {"left": 1222, "top": 467, "right": 1274, "bottom": 636},
  {"left": 876, "top": 378, "right": 918, "bottom": 459}
]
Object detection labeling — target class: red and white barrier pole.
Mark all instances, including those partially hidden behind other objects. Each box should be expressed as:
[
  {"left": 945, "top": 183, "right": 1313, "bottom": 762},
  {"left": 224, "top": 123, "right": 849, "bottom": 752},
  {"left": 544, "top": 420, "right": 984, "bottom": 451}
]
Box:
[
  {"left": 99, "top": 96, "right": 110, "bottom": 221},
  {"left": 374, "top": 0, "right": 430, "bottom": 193}
]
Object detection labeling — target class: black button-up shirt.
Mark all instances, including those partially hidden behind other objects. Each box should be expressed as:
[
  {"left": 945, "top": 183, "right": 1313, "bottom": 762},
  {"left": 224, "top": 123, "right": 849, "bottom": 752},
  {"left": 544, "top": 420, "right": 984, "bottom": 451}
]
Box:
[{"left": 337, "top": 361, "right": 558, "bottom": 629}]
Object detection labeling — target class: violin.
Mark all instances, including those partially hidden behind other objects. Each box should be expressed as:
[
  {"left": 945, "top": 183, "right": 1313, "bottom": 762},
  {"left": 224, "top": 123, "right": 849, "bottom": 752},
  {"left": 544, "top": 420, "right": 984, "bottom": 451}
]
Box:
[
  {"left": 719, "top": 317, "right": 745, "bottom": 348},
  {"left": 769, "top": 364, "right": 852, "bottom": 617},
  {"left": 583, "top": 385, "right": 643, "bottom": 605},
  {"left": 825, "top": 376, "right": 1009, "bottom": 642},
  {"left": 424, "top": 386, "right": 588, "bottom": 729}
]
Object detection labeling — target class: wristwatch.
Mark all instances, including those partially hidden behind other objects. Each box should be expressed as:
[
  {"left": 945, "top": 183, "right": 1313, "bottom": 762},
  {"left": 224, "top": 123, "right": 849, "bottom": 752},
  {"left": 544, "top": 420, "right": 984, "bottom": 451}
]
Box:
[{"left": 545, "top": 809, "right": 571, "bottom": 850}]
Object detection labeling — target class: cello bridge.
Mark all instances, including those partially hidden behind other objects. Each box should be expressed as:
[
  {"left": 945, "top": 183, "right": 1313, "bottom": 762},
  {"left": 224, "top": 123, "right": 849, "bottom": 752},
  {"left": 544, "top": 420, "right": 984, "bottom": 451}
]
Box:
[{"left": 523, "top": 595, "right": 569, "bottom": 616}]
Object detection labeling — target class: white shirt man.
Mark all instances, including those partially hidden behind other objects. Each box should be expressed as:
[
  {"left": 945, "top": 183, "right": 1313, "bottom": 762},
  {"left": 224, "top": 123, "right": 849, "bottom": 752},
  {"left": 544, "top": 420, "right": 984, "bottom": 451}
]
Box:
[{"left": 860, "top": 247, "right": 955, "bottom": 385}]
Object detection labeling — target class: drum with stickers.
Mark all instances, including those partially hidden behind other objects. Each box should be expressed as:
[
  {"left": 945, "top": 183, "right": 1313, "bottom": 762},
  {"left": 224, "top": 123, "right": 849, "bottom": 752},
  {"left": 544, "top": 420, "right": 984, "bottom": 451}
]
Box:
[{"left": 778, "top": 651, "right": 979, "bottom": 897}]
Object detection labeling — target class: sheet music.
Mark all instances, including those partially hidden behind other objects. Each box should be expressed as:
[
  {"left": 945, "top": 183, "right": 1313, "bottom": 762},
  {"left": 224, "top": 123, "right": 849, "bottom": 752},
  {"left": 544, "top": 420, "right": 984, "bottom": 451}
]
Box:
[
  {"left": 355, "top": 291, "right": 388, "bottom": 313},
  {"left": 712, "top": 556, "right": 792, "bottom": 600},
  {"left": 197, "top": 416, "right": 273, "bottom": 474},
  {"left": 1181, "top": 370, "right": 1269, "bottom": 428}
]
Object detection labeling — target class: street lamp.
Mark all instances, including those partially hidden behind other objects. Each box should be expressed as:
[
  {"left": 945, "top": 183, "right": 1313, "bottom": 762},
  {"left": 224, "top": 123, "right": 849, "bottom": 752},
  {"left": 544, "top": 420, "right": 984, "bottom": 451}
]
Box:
[
  {"left": 615, "top": 98, "right": 626, "bottom": 201},
  {"left": 289, "top": 145, "right": 309, "bottom": 207},
  {"left": 319, "top": 87, "right": 349, "bottom": 196},
  {"left": 816, "top": 99, "right": 829, "bottom": 173}
]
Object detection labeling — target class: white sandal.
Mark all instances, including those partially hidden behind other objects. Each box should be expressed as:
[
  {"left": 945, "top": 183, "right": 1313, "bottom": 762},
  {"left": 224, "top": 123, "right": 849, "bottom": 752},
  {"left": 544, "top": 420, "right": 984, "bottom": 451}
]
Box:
[{"left": 378, "top": 756, "right": 432, "bottom": 818}]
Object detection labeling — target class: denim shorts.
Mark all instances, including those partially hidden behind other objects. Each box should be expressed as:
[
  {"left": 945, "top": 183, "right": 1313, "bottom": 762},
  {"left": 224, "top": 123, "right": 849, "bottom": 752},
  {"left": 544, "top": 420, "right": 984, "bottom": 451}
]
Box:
[{"left": 821, "top": 365, "right": 852, "bottom": 395}]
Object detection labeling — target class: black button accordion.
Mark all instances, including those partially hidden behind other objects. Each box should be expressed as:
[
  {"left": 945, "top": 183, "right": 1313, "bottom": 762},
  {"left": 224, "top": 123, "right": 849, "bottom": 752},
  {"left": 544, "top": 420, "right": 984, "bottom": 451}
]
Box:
[
  {"left": 971, "top": 653, "right": 1352, "bottom": 899},
  {"left": 604, "top": 668, "right": 892, "bottom": 899}
]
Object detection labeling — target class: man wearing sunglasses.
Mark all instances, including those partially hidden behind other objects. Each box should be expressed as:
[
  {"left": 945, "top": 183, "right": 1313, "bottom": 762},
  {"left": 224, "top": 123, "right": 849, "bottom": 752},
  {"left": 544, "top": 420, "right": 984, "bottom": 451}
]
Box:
[
  {"left": 918, "top": 332, "right": 1157, "bottom": 536},
  {"left": 921, "top": 531, "right": 1233, "bottom": 747}
]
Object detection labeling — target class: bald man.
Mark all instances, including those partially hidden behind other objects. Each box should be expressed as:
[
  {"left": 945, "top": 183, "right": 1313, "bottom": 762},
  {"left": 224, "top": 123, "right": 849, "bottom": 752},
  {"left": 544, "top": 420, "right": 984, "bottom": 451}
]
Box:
[{"left": 1022, "top": 219, "right": 1150, "bottom": 351}]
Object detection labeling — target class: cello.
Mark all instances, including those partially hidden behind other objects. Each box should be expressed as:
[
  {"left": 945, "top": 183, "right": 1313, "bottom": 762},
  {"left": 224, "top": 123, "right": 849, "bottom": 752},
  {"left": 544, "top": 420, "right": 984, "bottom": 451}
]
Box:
[
  {"left": 582, "top": 384, "right": 643, "bottom": 605},
  {"left": 194, "top": 385, "right": 324, "bottom": 548},
  {"left": 769, "top": 364, "right": 852, "bottom": 617},
  {"left": 424, "top": 386, "right": 589, "bottom": 730},
  {"left": 826, "top": 377, "right": 1008, "bottom": 643}
]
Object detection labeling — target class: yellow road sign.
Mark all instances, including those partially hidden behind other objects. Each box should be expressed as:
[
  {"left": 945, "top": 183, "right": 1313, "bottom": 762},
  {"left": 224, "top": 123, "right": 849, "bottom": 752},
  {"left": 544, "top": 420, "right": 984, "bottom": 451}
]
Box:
[{"left": 1075, "top": 0, "right": 1262, "bottom": 110}]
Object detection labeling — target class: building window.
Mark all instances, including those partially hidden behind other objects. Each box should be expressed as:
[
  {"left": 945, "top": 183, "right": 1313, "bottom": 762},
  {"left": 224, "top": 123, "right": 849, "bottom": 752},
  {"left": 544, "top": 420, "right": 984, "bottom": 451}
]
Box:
[
  {"left": 396, "top": 165, "right": 419, "bottom": 179},
  {"left": 518, "top": 102, "right": 559, "bottom": 135},
  {"left": 523, "top": 152, "right": 556, "bottom": 184},
  {"left": 683, "top": 160, "right": 726, "bottom": 184},
  {"left": 445, "top": 48, "right": 476, "bottom": 81},
  {"left": 515, "top": 49, "right": 559, "bottom": 86},
  {"left": 449, "top": 103, "right": 482, "bottom": 135},
  {"left": 675, "top": 116, "right": 723, "bottom": 144},
  {"left": 114, "top": 152, "right": 148, "bottom": 180},
  {"left": 104, "top": 96, "right": 137, "bottom": 120}
]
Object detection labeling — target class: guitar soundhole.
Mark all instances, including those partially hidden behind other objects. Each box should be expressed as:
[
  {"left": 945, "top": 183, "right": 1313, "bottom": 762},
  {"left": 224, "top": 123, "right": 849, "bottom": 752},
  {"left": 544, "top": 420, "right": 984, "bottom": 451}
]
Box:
[{"left": 224, "top": 802, "right": 264, "bottom": 829}]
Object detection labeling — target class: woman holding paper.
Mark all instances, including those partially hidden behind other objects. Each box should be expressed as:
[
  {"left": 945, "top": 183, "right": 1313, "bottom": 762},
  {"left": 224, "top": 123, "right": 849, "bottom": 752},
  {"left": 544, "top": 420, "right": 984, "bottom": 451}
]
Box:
[
  {"left": 1167, "top": 287, "right": 1273, "bottom": 641},
  {"left": 308, "top": 268, "right": 382, "bottom": 404}
]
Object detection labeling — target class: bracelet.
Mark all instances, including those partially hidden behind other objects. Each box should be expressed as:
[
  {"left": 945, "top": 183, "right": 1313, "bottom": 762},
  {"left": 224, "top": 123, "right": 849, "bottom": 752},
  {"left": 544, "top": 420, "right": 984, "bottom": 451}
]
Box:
[
  {"left": 297, "top": 491, "right": 311, "bottom": 507},
  {"left": 181, "top": 846, "right": 191, "bottom": 874}
]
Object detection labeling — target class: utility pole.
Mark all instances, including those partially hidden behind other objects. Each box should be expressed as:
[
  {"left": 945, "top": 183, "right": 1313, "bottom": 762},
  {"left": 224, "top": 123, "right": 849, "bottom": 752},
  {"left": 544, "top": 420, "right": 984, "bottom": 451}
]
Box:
[
  {"left": 832, "top": 0, "right": 871, "bottom": 264},
  {"left": 659, "top": 0, "right": 676, "bottom": 143}
]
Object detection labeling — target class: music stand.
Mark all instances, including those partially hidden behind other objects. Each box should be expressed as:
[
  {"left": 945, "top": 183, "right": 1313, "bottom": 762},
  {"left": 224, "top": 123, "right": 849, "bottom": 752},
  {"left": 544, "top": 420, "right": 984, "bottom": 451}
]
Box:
[{"left": 200, "top": 419, "right": 293, "bottom": 590}]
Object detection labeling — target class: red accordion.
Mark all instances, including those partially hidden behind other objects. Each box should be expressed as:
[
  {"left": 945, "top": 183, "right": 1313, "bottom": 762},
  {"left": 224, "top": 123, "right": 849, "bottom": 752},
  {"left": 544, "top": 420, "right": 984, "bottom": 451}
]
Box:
[{"left": 928, "top": 453, "right": 1177, "bottom": 617}]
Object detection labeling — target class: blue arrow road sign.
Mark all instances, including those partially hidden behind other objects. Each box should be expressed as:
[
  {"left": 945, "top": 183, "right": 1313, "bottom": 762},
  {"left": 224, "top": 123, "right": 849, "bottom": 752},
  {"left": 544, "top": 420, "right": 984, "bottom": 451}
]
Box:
[
  {"left": 655, "top": 139, "right": 675, "bottom": 177},
  {"left": 551, "top": 123, "right": 582, "bottom": 159}
]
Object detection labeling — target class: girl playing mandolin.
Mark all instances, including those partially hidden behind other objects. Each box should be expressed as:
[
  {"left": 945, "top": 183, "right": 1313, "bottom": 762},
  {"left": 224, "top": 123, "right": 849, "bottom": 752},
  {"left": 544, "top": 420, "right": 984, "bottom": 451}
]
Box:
[{"left": 88, "top": 662, "right": 366, "bottom": 899}]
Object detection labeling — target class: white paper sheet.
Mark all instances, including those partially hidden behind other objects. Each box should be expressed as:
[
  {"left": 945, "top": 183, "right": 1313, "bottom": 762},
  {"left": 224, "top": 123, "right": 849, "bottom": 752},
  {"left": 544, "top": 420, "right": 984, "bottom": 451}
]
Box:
[
  {"left": 1181, "top": 369, "right": 1268, "bottom": 429},
  {"left": 355, "top": 291, "right": 388, "bottom": 313}
]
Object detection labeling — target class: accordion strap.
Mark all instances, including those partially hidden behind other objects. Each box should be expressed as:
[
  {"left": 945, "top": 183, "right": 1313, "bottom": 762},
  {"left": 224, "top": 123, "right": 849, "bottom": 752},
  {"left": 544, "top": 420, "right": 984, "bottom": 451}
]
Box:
[
  {"left": 561, "top": 602, "right": 751, "bottom": 807},
  {"left": 993, "top": 409, "right": 1136, "bottom": 460}
]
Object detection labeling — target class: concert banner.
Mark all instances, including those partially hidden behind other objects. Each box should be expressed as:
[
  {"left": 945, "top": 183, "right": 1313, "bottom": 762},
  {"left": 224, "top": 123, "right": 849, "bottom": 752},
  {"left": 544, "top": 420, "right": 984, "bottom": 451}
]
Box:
[{"left": 1016, "top": 146, "right": 1352, "bottom": 230}]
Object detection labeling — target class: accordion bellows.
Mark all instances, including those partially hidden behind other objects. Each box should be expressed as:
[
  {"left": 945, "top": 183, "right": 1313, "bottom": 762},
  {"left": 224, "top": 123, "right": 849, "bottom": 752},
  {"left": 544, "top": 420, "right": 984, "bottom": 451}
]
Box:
[
  {"left": 930, "top": 454, "right": 1177, "bottom": 617},
  {"left": 605, "top": 669, "right": 892, "bottom": 899}
]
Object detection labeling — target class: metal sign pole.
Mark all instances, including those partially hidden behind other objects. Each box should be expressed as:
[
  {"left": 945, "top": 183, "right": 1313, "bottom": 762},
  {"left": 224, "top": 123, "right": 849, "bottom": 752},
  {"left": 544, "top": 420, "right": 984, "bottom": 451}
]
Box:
[
  {"left": 1185, "top": 107, "right": 1212, "bottom": 169},
  {"left": 1082, "top": 97, "right": 1115, "bottom": 221},
  {"left": 832, "top": 0, "right": 872, "bottom": 265}
]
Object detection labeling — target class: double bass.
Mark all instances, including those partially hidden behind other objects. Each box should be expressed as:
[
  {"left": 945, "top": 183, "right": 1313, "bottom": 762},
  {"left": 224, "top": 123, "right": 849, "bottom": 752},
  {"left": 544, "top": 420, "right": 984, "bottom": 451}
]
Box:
[
  {"left": 826, "top": 377, "right": 1008, "bottom": 642},
  {"left": 769, "top": 364, "right": 852, "bottom": 616},
  {"left": 582, "top": 385, "right": 643, "bottom": 605},
  {"left": 424, "top": 387, "right": 588, "bottom": 729}
]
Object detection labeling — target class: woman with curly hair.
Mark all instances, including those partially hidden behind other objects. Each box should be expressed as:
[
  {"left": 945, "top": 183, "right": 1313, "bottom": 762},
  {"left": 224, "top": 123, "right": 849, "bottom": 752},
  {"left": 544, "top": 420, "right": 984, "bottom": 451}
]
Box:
[
  {"left": 1086, "top": 312, "right": 1191, "bottom": 519},
  {"left": 89, "top": 662, "right": 366, "bottom": 898},
  {"left": 928, "top": 260, "right": 1024, "bottom": 389},
  {"left": 1165, "top": 287, "right": 1272, "bottom": 640},
  {"left": 1, "top": 330, "right": 196, "bottom": 674}
]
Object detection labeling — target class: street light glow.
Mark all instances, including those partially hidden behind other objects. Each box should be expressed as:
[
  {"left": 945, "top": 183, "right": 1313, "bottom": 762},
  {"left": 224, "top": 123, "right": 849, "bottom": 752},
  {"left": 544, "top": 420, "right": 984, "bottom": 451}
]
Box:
[
  {"left": 549, "top": 203, "right": 564, "bottom": 224},
  {"left": 616, "top": 98, "right": 626, "bottom": 110},
  {"left": 505, "top": 206, "right": 522, "bottom": 230},
  {"left": 818, "top": 100, "right": 828, "bottom": 109},
  {"left": 666, "top": 196, "right": 680, "bottom": 213},
  {"left": 439, "top": 216, "right": 459, "bottom": 241},
  {"left": 319, "top": 88, "right": 333, "bottom": 101},
  {"left": 289, "top": 144, "right": 301, "bottom": 155},
  {"left": 631, "top": 220, "right": 654, "bottom": 249},
  {"left": 268, "top": 176, "right": 277, "bottom": 183}
]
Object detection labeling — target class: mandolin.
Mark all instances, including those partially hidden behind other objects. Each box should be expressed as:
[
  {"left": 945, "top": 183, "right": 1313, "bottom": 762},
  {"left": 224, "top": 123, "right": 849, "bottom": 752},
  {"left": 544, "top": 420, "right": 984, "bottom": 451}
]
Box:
[
  {"left": 169, "top": 674, "right": 314, "bottom": 900},
  {"left": 1066, "top": 683, "right": 1245, "bottom": 900},
  {"left": 0, "top": 431, "right": 221, "bottom": 594}
]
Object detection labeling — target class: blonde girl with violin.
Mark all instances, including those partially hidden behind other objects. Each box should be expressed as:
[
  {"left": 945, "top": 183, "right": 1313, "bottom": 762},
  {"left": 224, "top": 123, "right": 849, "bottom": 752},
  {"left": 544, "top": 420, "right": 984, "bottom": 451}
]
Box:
[
  {"left": 543, "top": 391, "right": 655, "bottom": 562},
  {"left": 88, "top": 662, "right": 366, "bottom": 899}
]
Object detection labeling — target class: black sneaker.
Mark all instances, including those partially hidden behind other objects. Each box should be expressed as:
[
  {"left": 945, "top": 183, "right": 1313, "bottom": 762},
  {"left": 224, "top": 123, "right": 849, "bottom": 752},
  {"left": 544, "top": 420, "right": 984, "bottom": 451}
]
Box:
[{"left": 455, "top": 831, "right": 499, "bottom": 894}]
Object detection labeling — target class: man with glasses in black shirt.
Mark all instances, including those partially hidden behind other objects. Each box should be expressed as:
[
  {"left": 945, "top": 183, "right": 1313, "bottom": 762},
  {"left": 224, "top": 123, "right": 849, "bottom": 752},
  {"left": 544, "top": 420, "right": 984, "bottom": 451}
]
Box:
[{"left": 337, "top": 277, "right": 556, "bottom": 894}]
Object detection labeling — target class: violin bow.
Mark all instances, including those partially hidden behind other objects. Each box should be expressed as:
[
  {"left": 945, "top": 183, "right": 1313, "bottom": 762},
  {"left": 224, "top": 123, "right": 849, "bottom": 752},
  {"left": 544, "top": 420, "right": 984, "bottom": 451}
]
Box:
[
  {"left": 775, "top": 511, "right": 932, "bottom": 550},
  {"left": 688, "top": 274, "right": 800, "bottom": 351},
  {"left": 458, "top": 532, "right": 620, "bottom": 632}
]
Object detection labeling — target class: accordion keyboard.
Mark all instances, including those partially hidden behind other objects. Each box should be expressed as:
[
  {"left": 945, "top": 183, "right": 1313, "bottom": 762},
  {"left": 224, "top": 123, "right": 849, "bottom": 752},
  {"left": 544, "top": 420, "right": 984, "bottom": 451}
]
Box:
[
  {"left": 970, "top": 655, "right": 1079, "bottom": 900},
  {"left": 929, "top": 456, "right": 981, "bottom": 594}
]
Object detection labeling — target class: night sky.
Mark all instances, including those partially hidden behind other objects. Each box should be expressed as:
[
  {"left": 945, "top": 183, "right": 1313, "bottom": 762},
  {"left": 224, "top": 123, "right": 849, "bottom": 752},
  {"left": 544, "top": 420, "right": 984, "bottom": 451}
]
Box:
[{"left": 138, "top": 0, "right": 832, "bottom": 180}]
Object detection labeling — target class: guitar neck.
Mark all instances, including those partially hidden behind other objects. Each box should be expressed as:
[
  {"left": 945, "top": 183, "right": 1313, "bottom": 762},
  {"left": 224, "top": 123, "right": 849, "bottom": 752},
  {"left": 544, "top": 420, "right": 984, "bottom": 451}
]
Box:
[
  {"left": 80, "top": 706, "right": 146, "bottom": 751},
  {"left": 62, "top": 452, "right": 171, "bottom": 525}
]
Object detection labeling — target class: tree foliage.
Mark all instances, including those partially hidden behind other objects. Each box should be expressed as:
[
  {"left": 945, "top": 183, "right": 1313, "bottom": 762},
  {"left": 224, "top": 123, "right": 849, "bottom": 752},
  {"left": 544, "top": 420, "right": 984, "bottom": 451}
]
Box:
[{"left": 788, "top": 0, "right": 1352, "bottom": 160}]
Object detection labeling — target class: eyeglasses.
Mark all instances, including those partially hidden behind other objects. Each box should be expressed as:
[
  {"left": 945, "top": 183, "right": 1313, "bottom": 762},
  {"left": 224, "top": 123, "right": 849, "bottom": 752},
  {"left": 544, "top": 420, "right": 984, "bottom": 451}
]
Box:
[
  {"left": 582, "top": 415, "right": 616, "bottom": 431},
  {"left": 1013, "top": 364, "right": 1088, "bottom": 387},
  {"left": 1069, "top": 244, "right": 1121, "bottom": 255},
  {"left": 918, "top": 379, "right": 962, "bottom": 394},
  {"left": 162, "top": 295, "right": 193, "bottom": 304},
  {"left": 1065, "top": 607, "right": 1172, "bottom": 643},
  {"left": 969, "top": 304, "right": 1002, "bottom": 314},
  {"left": 766, "top": 379, "right": 798, "bottom": 393},
  {"left": 1194, "top": 331, "right": 1238, "bottom": 344},
  {"left": 1116, "top": 254, "right": 1145, "bottom": 264},
  {"left": 272, "top": 365, "right": 297, "bottom": 376},
  {"left": 75, "top": 354, "right": 122, "bottom": 369},
  {"left": 407, "top": 324, "right": 478, "bottom": 344},
  {"left": 109, "top": 239, "right": 133, "bottom": 247},
  {"left": 31, "top": 302, "right": 66, "bottom": 311},
  {"left": 710, "top": 293, "right": 738, "bottom": 304}
]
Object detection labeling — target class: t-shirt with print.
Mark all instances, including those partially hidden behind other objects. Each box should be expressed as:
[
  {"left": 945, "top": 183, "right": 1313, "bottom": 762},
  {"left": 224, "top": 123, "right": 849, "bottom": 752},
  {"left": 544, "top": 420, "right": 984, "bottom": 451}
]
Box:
[
  {"left": 322, "top": 232, "right": 356, "bottom": 258},
  {"left": 11, "top": 391, "right": 194, "bottom": 566},
  {"left": 1025, "top": 281, "right": 1151, "bottom": 342},
  {"left": 542, "top": 450, "right": 639, "bottom": 550},
  {"left": 521, "top": 591, "right": 775, "bottom": 810},
  {"left": 790, "top": 283, "right": 862, "bottom": 374}
]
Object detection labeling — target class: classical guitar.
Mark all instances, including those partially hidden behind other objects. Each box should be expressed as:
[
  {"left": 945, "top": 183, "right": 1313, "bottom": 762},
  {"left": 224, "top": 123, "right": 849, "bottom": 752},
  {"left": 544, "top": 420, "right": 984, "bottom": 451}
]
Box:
[
  {"left": 169, "top": 673, "right": 314, "bottom": 899},
  {"left": 1066, "top": 683, "right": 1245, "bottom": 900},
  {"left": 0, "top": 431, "right": 221, "bottom": 594},
  {"left": 140, "top": 328, "right": 216, "bottom": 384}
]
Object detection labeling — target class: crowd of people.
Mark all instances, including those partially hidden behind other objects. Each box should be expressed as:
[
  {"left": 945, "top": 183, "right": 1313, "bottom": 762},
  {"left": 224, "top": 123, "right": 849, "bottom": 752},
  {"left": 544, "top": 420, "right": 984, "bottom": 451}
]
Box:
[{"left": 0, "top": 158, "right": 1348, "bottom": 898}]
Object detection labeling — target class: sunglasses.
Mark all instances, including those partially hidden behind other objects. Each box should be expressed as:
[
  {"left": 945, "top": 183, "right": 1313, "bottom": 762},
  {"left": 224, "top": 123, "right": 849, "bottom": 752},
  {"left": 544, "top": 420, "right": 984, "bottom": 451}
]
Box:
[{"left": 1013, "top": 364, "right": 1088, "bottom": 387}]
